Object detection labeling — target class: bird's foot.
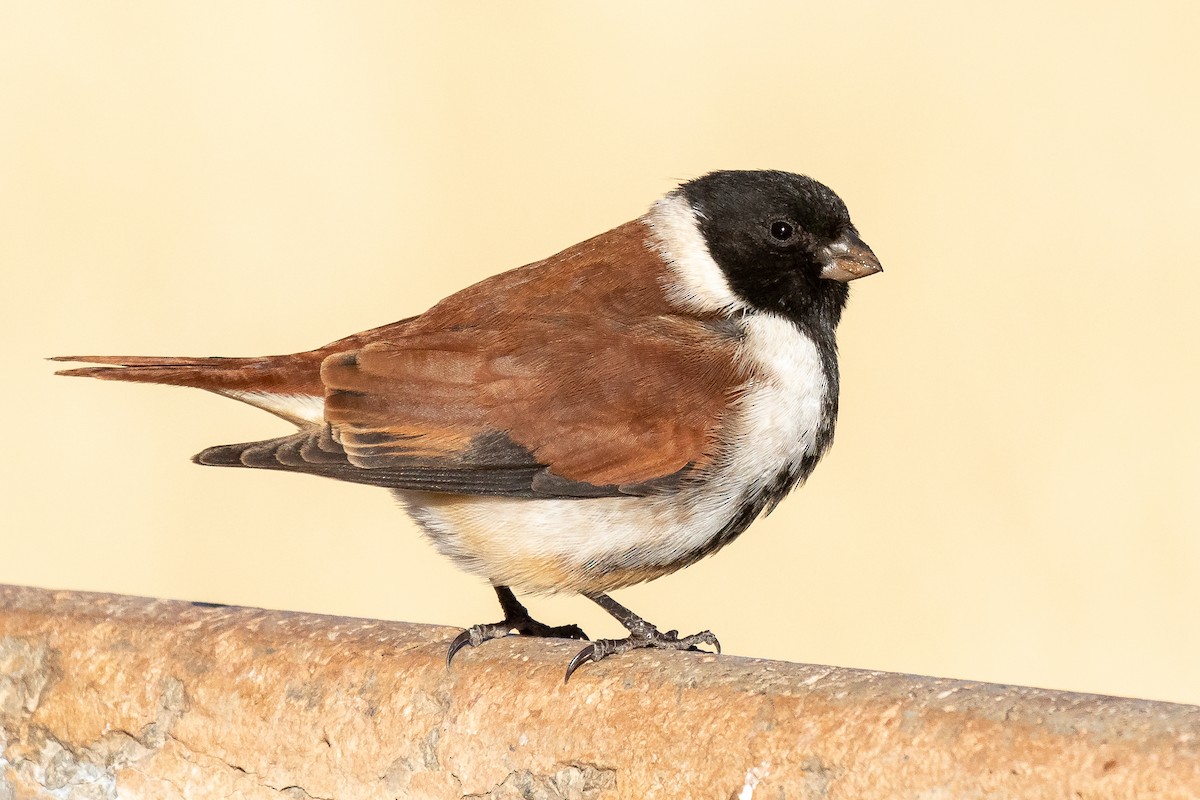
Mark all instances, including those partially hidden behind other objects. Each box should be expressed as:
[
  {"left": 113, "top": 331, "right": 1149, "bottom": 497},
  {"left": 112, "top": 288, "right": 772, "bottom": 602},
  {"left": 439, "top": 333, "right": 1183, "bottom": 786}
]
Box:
[
  {"left": 446, "top": 615, "right": 588, "bottom": 667},
  {"left": 564, "top": 627, "right": 721, "bottom": 682}
]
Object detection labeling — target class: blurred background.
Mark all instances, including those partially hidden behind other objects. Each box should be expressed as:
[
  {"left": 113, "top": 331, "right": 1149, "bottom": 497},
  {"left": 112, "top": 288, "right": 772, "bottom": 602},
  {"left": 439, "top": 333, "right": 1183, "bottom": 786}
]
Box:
[{"left": 2, "top": 2, "right": 1198, "bottom": 705}]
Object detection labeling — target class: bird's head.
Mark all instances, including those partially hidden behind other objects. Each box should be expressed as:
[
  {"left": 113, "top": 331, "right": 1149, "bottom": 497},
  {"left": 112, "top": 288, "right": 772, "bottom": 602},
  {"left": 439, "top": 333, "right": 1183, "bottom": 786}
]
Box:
[{"left": 678, "top": 170, "right": 881, "bottom": 328}]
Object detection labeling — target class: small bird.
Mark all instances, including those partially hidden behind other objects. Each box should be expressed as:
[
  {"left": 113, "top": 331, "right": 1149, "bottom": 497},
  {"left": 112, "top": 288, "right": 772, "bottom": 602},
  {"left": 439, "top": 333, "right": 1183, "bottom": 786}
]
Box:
[{"left": 55, "top": 170, "right": 881, "bottom": 680}]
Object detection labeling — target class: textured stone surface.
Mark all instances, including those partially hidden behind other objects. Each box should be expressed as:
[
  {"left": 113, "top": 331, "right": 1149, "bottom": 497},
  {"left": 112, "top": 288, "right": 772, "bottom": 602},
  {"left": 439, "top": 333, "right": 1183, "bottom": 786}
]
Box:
[{"left": 1, "top": 585, "right": 1198, "bottom": 799}]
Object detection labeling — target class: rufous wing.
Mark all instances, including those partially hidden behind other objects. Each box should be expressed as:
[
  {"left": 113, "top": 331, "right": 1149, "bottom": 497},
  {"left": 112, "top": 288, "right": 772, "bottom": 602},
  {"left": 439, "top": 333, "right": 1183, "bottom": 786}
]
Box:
[
  {"left": 66, "top": 219, "right": 749, "bottom": 497},
  {"left": 315, "top": 313, "right": 745, "bottom": 495}
]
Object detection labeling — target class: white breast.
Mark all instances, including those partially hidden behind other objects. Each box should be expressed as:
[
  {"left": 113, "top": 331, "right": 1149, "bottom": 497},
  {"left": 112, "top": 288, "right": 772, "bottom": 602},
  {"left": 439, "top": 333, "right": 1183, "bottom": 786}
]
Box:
[
  {"left": 722, "top": 313, "right": 831, "bottom": 501},
  {"left": 398, "top": 312, "right": 831, "bottom": 595}
]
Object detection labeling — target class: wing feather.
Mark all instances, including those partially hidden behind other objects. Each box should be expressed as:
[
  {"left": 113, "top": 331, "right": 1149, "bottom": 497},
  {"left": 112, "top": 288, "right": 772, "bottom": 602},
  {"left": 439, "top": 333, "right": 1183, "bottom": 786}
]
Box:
[{"left": 194, "top": 220, "right": 748, "bottom": 497}]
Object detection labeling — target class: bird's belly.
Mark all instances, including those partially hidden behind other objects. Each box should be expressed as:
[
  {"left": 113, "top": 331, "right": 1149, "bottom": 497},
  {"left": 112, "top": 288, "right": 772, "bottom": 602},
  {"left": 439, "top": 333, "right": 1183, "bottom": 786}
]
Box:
[{"left": 396, "top": 488, "right": 745, "bottom": 594}]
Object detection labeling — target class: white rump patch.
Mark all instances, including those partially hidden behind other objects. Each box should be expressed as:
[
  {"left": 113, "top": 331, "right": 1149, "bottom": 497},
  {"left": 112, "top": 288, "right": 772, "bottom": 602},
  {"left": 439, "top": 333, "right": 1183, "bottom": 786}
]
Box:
[{"left": 223, "top": 391, "right": 325, "bottom": 426}]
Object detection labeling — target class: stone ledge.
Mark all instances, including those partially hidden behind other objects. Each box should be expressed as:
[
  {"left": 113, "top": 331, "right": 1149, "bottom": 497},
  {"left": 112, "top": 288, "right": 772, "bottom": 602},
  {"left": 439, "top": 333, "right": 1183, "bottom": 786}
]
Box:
[{"left": 1, "top": 584, "right": 1197, "bottom": 799}]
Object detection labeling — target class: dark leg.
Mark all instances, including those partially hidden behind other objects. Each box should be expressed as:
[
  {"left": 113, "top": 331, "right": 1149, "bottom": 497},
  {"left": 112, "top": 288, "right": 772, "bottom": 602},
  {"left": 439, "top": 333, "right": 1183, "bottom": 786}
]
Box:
[
  {"left": 446, "top": 586, "right": 589, "bottom": 666},
  {"left": 564, "top": 593, "right": 720, "bottom": 682}
]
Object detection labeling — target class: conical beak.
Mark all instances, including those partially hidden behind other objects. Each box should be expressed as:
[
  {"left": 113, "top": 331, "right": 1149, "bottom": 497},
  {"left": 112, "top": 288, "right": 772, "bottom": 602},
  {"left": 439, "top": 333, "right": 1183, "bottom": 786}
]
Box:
[{"left": 819, "top": 232, "right": 883, "bottom": 282}]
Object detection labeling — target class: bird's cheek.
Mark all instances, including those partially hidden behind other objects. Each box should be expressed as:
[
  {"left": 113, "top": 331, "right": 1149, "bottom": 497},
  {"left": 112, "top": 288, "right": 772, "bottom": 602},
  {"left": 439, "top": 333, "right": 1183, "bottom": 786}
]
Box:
[{"left": 781, "top": 271, "right": 818, "bottom": 304}]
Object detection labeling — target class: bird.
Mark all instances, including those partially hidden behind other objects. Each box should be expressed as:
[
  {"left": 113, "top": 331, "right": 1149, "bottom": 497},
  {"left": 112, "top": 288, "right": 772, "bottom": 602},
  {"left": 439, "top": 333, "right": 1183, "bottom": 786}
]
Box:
[{"left": 54, "top": 169, "right": 881, "bottom": 681}]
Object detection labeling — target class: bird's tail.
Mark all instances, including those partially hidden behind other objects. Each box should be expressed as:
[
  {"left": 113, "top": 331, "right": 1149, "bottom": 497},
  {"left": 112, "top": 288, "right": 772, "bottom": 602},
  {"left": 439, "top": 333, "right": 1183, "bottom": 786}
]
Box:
[
  {"left": 51, "top": 353, "right": 328, "bottom": 425},
  {"left": 54, "top": 354, "right": 271, "bottom": 387}
]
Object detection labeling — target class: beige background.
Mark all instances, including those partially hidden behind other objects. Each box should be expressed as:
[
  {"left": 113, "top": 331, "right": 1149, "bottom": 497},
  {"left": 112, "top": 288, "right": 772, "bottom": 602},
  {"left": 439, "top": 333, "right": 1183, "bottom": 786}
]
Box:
[{"left": 3, "top": 2, "right": 1198, "bottom": 705}]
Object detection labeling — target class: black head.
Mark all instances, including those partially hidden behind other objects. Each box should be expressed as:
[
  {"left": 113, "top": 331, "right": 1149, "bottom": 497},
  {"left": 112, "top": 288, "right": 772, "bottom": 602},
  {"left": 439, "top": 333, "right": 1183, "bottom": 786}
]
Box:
[{"left": 680, "top": 170, "right": 880, "bottom": 332}]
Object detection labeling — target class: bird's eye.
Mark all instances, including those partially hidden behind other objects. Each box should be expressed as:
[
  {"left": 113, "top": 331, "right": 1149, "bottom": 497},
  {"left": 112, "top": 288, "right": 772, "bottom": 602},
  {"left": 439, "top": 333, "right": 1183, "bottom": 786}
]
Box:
[{"left": 769, "top": 220, "right": 795, "bottom": 241}]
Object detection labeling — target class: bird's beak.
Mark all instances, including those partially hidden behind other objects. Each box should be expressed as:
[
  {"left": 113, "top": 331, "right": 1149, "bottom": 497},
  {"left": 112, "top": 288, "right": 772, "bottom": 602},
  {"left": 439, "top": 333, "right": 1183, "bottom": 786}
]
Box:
[{"left": 819, "top": 232, "right": 883, "bottom": 282}]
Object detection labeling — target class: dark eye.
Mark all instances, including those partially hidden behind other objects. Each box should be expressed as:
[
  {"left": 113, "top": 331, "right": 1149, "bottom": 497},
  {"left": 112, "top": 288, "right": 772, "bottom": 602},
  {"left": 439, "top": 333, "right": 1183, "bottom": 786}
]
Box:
[{"left": 769, "top": 220, "right": 795, "bottom": 241}]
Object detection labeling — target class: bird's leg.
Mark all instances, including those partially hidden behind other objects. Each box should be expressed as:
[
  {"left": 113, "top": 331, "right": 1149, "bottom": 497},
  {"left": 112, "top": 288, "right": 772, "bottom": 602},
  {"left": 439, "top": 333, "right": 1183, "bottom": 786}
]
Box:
[
  {"left": 446, "top": 585, "right": 588, "bottom": 666},
  {"left": 564, "top": 593, "right": 721, "bottom": 682}
]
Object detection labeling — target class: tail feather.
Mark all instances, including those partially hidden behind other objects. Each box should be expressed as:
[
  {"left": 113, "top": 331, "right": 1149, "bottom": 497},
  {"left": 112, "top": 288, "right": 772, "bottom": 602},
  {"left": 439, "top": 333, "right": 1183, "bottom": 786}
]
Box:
[
  {"left": 52, "top": 353, "right": 323, "bottom": 391},
  {"left": 52, "top": 353, "right": 328, "bottom": 425},
  {"left": 51, "top": 355, "right": 243, "bottom": 367},
  {"left": 53, "top": 355, "right": 263, "bottom": 388}
]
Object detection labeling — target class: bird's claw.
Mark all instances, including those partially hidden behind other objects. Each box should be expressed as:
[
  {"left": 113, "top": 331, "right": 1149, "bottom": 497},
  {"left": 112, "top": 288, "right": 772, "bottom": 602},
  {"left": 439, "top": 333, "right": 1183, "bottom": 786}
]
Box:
[
  {"left": 446, "top": 623, "right": 499, "bottom": 667},
  {"left": 446, "top": 627, "right": 479, "bottom": 667},
  {"left": 564, "top": 643, "right": 597, "bottom": 683},
  {"left": 446, "top": 619, "right": 589, "bottom": 667},
  {"left": 563, "top": 629, "right": 722, "bottom": 683}
]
